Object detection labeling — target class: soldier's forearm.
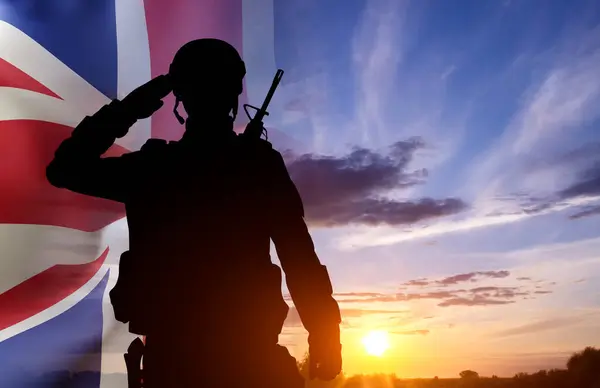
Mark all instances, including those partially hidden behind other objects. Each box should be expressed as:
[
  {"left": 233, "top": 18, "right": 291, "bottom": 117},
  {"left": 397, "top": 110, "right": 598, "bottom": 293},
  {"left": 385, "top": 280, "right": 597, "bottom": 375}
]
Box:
[
  {"left": 64, "top": 100, "right": 137, "bottom": 157},
  {"left": 285, "top": 263, "right": 342, "bottom": 335},
  {"left": 46, "top": 100, "right": 137, "bottom": 189}
]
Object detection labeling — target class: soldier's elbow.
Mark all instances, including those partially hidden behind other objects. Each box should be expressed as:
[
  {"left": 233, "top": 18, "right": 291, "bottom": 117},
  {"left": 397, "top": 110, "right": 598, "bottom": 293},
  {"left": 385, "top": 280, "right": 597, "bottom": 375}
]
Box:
[{"left": 46, "top": 160, "right": 69, "bottom": 189}]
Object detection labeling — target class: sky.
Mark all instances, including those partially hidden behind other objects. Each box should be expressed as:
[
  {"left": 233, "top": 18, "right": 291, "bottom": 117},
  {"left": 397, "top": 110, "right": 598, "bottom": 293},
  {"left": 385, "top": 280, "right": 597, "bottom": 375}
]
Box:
[
  {"left": 260, "top": 0, "right": 600, "bottom": 378},
  {"left": 2, "top": 0, "right": 599, "bottom": 382}
]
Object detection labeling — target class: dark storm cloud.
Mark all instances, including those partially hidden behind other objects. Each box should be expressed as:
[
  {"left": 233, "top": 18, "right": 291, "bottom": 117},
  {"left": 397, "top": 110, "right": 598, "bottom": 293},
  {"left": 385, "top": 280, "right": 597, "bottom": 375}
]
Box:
[{"left": 284, "top": 137, "right": 468, "bottom": 227}]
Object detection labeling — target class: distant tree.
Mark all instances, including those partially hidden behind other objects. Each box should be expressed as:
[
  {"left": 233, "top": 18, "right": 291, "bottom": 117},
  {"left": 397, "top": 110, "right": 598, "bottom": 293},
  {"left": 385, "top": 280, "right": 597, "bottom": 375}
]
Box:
[
  {"left": 567, "top": 346, "right": 600, "bottom": 388},
  {"left": 459, "top": 370, "right": 479, "bottom": 379}
]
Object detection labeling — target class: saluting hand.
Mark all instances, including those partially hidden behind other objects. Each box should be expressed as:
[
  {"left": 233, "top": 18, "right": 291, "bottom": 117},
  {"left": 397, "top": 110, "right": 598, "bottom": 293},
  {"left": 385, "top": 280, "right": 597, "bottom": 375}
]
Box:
[{"left": 121, "top": 74, "right": 173, "bottom": 120}]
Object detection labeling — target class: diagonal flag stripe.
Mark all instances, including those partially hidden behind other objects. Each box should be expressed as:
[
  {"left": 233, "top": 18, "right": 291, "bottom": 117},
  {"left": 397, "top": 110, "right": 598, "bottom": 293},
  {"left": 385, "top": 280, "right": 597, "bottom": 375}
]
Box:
[{"left": 0, "top": 247, "right": 108, "bottom": 331}]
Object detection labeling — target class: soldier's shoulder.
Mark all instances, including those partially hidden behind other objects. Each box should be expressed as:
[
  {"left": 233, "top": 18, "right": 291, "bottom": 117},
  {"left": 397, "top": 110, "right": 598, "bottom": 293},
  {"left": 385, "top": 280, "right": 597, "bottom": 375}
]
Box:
[
  {"left": 140, "top": 138, "right": 169, "bottom": 151},
  {"left": 139, "top": 138, "right": 180, "bottom": 156},
  {"left": 235, "top": 133, "right": 277, "bottom": 154}
]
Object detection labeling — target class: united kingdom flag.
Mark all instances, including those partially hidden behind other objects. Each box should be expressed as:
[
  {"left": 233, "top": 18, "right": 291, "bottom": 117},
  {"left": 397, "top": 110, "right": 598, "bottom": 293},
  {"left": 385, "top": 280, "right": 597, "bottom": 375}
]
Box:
[{"left": 0, "top": 1, "right": 300, "bottom": 387}]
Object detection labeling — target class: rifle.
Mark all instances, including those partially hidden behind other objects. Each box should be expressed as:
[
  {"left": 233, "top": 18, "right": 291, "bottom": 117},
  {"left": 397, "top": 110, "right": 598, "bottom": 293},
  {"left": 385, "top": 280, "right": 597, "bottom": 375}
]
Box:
[
  {"left": 242, "top": 69, "right": 284, "bottom": 140},
  {"left": 124, "top": 337, "right": 145, "bottom": 388}
]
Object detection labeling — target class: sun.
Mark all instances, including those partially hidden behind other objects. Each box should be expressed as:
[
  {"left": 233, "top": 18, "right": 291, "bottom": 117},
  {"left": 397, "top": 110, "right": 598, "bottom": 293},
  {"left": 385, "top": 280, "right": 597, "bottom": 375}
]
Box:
[{"left": 361, "top": 330, "right": 390, "bottom": 357}]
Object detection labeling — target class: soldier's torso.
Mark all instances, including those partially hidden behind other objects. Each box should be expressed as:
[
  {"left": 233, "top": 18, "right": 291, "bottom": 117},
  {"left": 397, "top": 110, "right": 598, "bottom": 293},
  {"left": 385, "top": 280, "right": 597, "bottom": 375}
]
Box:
[
  {"left": 122, "top": 133, "right": 288, "bottom": 335},
  {"left": 127, "top": 136, "right": 271, "bottom": 258}
]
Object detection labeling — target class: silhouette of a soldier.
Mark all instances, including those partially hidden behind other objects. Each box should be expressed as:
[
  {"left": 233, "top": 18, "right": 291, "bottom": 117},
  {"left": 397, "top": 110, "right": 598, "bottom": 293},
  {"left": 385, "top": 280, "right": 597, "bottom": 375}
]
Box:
[{"left": 47, "top": 38, "right": 342, "bottom": 387}]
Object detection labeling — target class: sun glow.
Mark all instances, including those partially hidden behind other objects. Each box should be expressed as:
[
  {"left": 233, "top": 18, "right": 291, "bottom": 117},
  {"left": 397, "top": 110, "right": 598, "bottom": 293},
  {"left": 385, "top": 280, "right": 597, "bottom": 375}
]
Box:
[{"left": 361, "top": 330, "right": 390, "bottom": 357}]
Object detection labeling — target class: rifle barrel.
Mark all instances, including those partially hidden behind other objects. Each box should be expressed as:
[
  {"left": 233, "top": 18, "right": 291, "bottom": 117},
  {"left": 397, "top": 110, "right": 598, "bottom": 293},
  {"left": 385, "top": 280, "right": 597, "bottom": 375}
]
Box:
[{"left": 256, "top": 69, "right": 284, "bottom": 122}]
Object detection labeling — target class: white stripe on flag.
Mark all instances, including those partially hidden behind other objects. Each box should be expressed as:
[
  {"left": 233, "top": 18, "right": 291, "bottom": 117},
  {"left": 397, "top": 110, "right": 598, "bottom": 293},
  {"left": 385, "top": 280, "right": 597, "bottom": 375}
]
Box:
[
  {"left": 101, "top": 4, "right": 153, "bottom": 386},
  {"left": 0, "top": 224, "right": 105, "bottom": 294},
  {"left": 242, "top": 0, "right": 278, "bottom": 107},
  {"left": 114, "top": 0, "right": 152, "bottom": 152},
  {"left": 0, "top": 219, "right": 129, "bottom": 342},
  {"left": 0, "top": 21, "right": 110, "bottom": 117},
  {"left": 100, "top": 217, "right": 135, "bottom": 388}
]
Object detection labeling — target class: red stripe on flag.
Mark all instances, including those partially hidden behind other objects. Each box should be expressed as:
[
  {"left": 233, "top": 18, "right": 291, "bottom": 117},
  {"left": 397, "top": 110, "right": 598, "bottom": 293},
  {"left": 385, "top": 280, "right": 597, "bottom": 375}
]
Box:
[
  {"left": 143, "top": 0, "right": 244, "bottom": 141},
  {"left": 0, "top": 247, "right": 109, "bottom": 331},
  {"left": 0, "top": 58, "right": 61, "bottom": 99},
  {"left": 0, "top": 120, "right": 127, "bottom": 232}
]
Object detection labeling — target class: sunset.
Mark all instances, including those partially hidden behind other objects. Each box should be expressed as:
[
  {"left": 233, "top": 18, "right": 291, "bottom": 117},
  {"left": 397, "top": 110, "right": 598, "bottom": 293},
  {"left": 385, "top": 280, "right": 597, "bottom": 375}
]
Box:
[
  {"left": 1, "top": 0, "right": 599, "bottom": 387},
  {"left": 362, "top": 330, "right": 390, "bottom": 357}
]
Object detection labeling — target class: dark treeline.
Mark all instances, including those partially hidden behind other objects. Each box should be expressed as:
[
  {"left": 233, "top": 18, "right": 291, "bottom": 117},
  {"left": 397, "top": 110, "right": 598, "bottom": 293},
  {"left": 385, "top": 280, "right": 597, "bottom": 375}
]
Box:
[{"left": 14, "top": 346, "right": 600, "bottom": 387}]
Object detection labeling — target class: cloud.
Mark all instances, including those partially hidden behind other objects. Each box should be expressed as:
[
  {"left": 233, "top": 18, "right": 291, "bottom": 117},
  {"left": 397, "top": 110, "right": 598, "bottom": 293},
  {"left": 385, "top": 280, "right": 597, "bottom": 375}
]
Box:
[
  {"left": 334, "top": 271, "right": 554, "bottom": 308},
  {"left": 570, "top": 205, "right": 600, "bottom": 219},
  {"left": 392, "top": 329, "right": 430, "bottom": 336},
  {"left": 493, "top": 315, "right": 593, "bottom": 338},
  {"left": 469, "top": 38, "right": 600, "bottom": 192},
  {"left": 336, "top": 194, "right": 600, "bottom": 249},
  {"left": 403, "top": 279, "right": 430, "bottom": 287},
  {"left": 559, "top": 162, "right": 600, "bottom": 200},
  {"left": 335, "top": 287, "right": 551, "bottom": 306},
  {"left": 335, "top": 290, "right": 460, "bottom": 303},
  {"left": 437, "top": 270, "right": 510, "bottom": 285},
  {"left": 334, "top": 292, "right": 386, "bottom": 297},
  {"left": 283, "top": 306, "right": 406, "bottom": 327},
  {"left": 512, "top": 54, "right": 600, "bottom": 156},
  {"left": 505, "top": 150, "right": 600, "bottom": 221},
  {"left": 522, "top": 141, "right": 600, "bottom": 175},
  {"left": 332, "top": 26, "right": 600, "bottom": 249},
  {"left": 352, "top": 0, "right": 408, "bottom": 146},
  {"left": 438, "top": 296, "right": 515, "bottom": 307},
  {"left": 469, "top": 31, "right": 600, "bottom": 210},
  {"left": 400, "top": 271, "right": 511, "bottom": 287},
  {"left": 471, "top": 286, "right": 515, "bottom": 294},
  {"left": 286, "top": 138, "right": 468, "bottom": 227},
  {"left": 401, "top": 291, "right": 459, "bottom": 301}
]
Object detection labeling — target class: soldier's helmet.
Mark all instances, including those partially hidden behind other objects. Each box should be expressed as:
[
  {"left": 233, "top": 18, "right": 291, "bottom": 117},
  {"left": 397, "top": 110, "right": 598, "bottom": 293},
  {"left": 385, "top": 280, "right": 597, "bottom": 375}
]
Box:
[{"left": 169, "top": 38, "right": 246, "bottom": 105}]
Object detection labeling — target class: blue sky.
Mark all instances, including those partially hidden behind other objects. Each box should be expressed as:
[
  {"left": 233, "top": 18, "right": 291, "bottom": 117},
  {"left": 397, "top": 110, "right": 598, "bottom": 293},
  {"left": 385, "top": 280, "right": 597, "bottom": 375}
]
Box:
[{"left": 264, "top": 0, "right": 600, "bottom": 377}]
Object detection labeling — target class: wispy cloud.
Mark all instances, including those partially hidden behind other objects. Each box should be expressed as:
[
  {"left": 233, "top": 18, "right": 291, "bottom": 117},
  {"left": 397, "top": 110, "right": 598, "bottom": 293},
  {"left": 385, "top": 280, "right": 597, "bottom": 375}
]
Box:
[
  {"left": 283, "top": 306, "right": 407, "bottom": 328},
  {"left": 469, "top": 30, "right": 600, "bottom": 195},
  {"left": 438, "top": 296, "right": 515, "bottom": 307},
  {"left": 493, "top": 314, "right": 595, "bottom": 338},
  {"left": 352, "top": 0, "right": 408, "bottom": 147},
  {"left": 349, "top": 0, "right": 468, "bottom": 172},
  {"left": 569, "top": 205, "right": 600, "bottom": 219},
  {"left": 462, "top": 26, "right": 600, "bottom": 223},
  {"left": 331, "top": 270, "right": 553, "bottom": 308},
  {"left": 392, "top": 329, "right": 430, "bottom": 336},
  {"left": 335, "top": 193, "right": 600, "bottom": 249},
  {"left": 435, "top": 271, "right": 510, "bottom": 286},
  {"left": 330, "top": 22, "right": 600, "bottom": 249}
]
